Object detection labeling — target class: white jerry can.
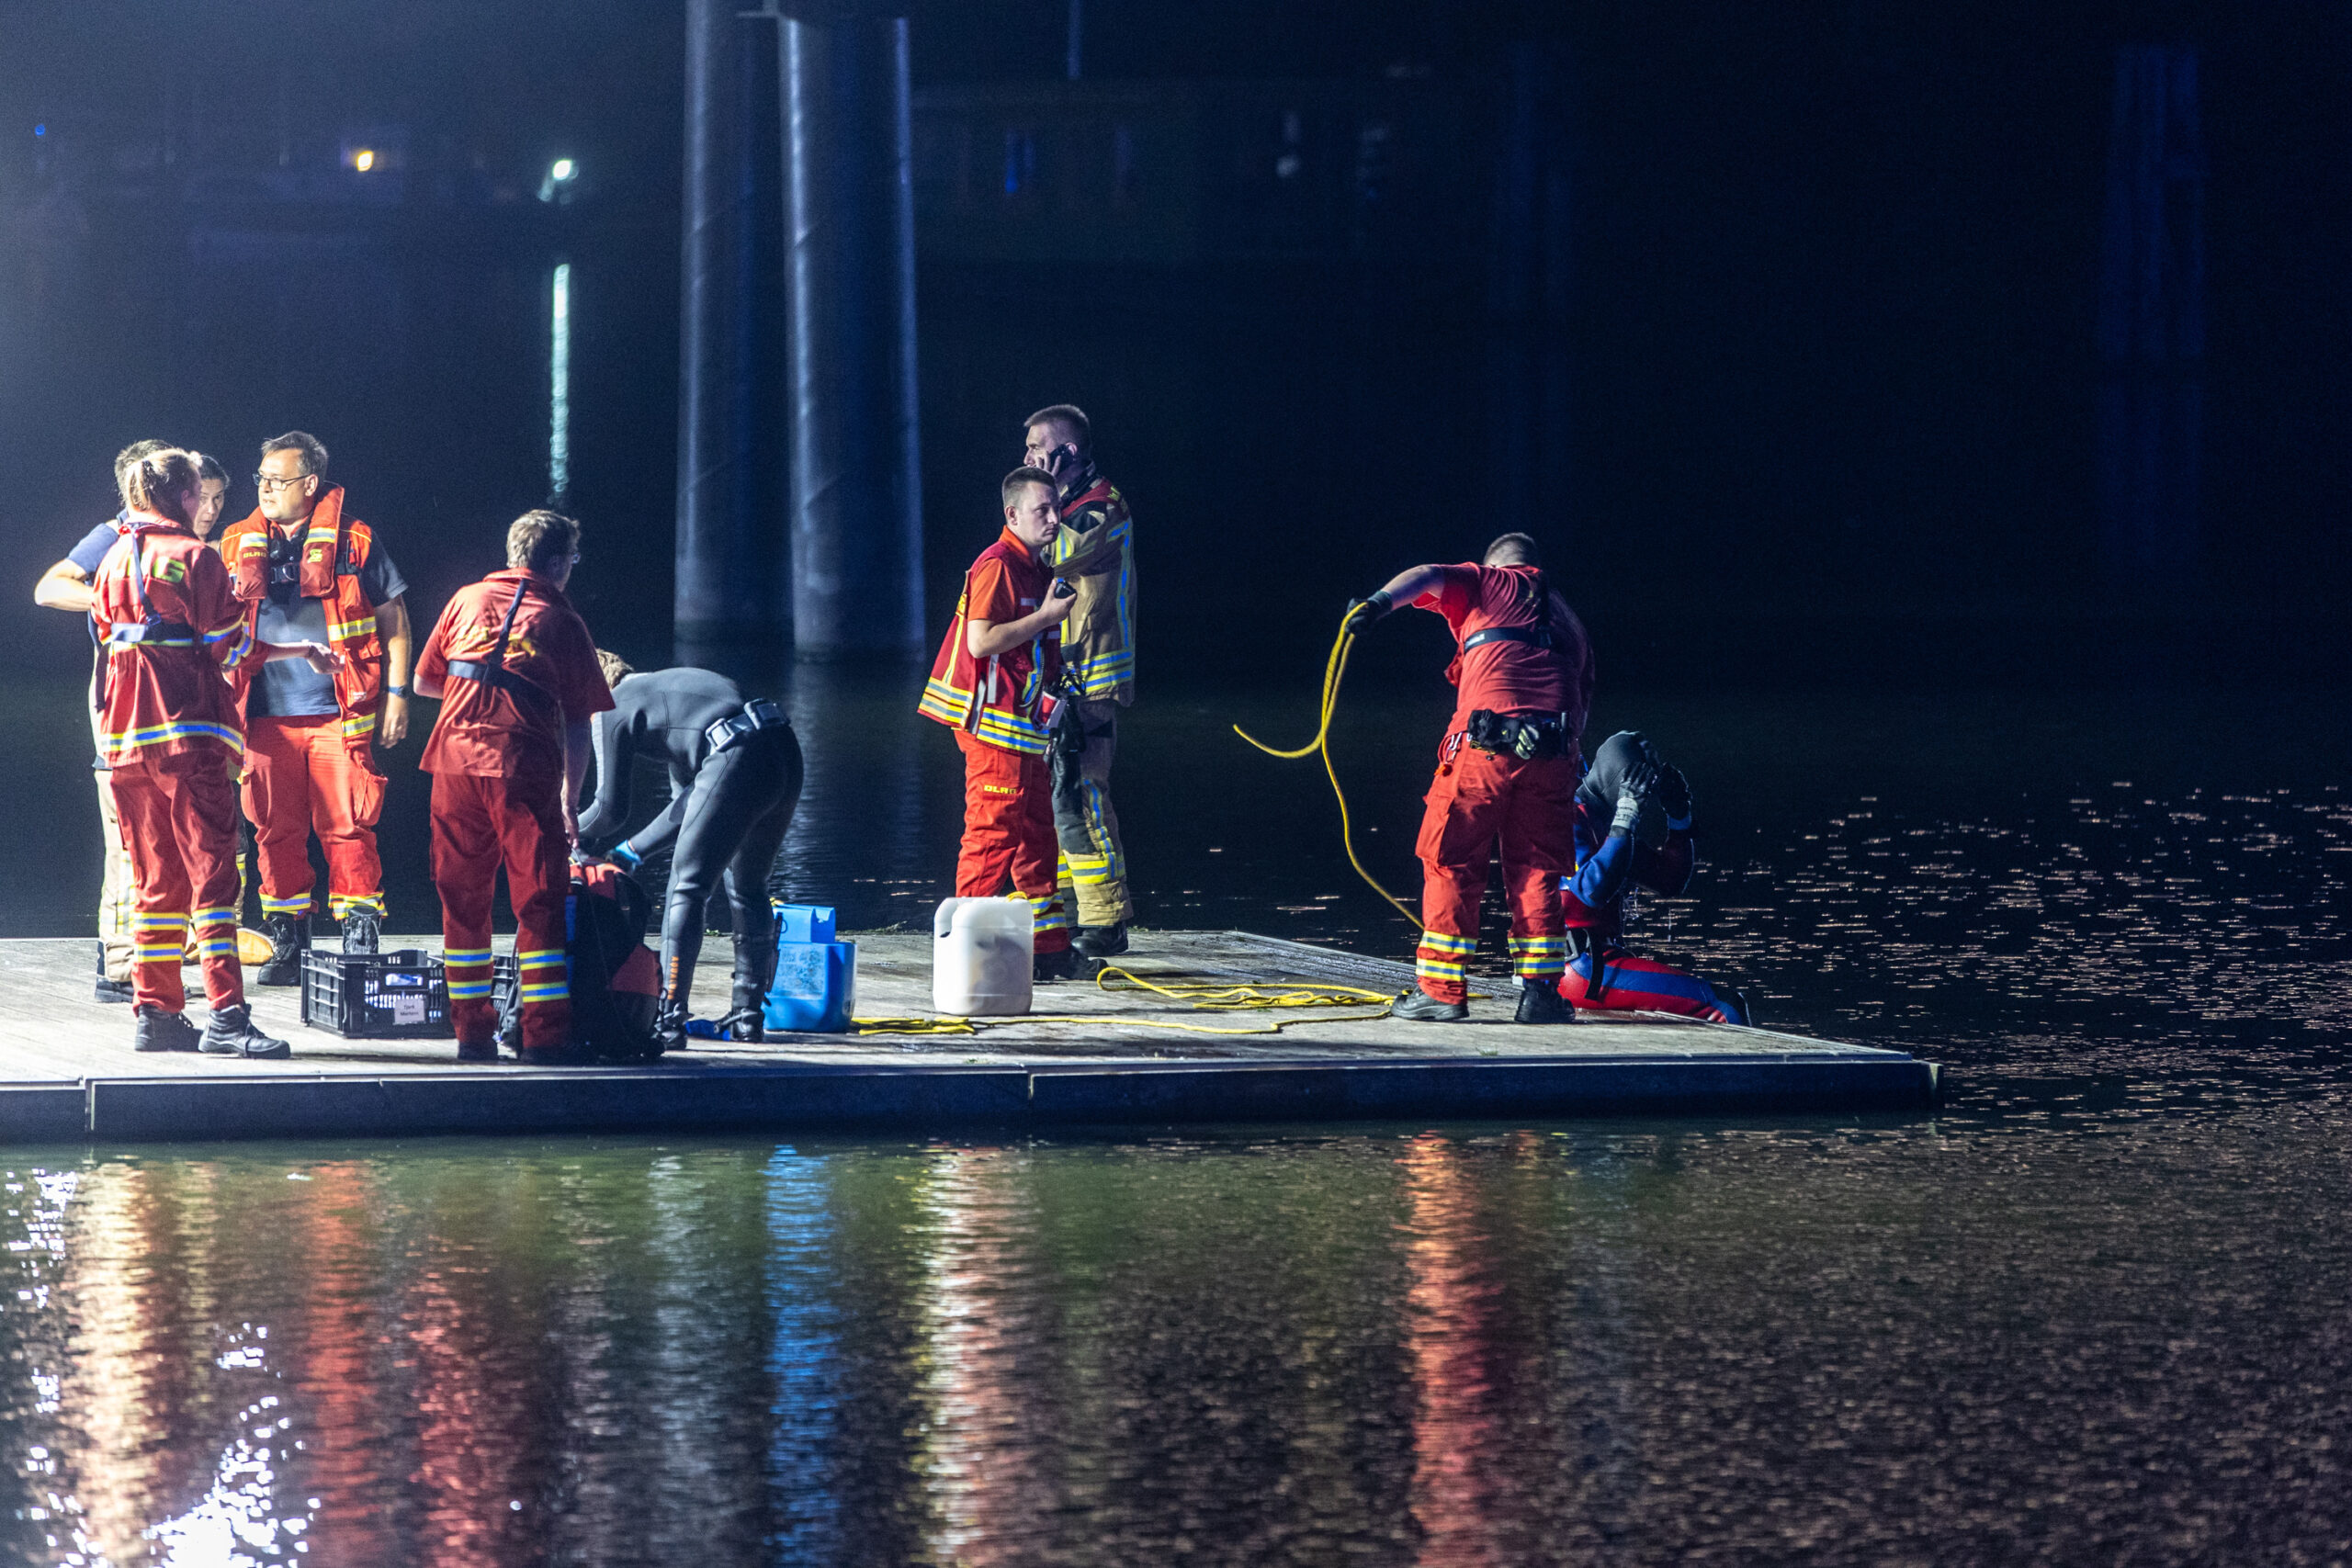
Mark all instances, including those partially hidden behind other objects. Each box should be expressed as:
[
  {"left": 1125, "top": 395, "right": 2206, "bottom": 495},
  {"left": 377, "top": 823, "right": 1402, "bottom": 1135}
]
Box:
[{"left": 932, "top": 897, "right": 1034, "bottom": 1017}]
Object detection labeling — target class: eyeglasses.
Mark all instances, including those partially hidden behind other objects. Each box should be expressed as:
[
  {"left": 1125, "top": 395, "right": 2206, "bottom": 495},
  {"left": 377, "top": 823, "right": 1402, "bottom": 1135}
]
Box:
[{"left": 253, "top": 472, "right": 312, "bottom": 491}]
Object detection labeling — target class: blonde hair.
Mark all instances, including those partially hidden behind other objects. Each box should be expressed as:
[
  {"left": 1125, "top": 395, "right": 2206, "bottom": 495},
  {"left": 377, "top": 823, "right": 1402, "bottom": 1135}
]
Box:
[
  {"left": 595, "top": 649, "right": 635, "bottom": 687},
  {"left": 126, "top": 450, "right": 202, "bottom": 526},
  {"left": 506, "top": 509, "right": 581, "bottom": 572}
]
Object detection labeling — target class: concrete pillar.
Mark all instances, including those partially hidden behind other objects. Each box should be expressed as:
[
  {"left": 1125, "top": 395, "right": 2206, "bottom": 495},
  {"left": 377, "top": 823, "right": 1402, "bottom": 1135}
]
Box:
[
  {"left": 675, "top": 0, "right": 789, "bottom": 666},
  {"left": 781, "top": 11, "right": 926, "bottom": 660},
  {"left": 2098, "top": 45, "right": 2205, "bottom": 594}
]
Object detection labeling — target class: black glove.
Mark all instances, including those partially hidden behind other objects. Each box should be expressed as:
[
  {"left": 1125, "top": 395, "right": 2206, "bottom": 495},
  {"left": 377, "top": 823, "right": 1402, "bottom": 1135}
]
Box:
[
  {"left": 1611, "top": 760, "right": 1657, "bottom": 836},
  {"left": 1655, "top": 763, "right": 1691, "bottom": 826},
  {"left": 1343, "top": 590, "right": 1393, "bottom": 634}
]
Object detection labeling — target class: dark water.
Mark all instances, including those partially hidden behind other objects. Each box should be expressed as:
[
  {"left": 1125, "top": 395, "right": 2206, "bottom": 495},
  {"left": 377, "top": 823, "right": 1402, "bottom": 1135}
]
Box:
[{"left": 0, "top": 681, "right": 2347, "bottom": 1562}]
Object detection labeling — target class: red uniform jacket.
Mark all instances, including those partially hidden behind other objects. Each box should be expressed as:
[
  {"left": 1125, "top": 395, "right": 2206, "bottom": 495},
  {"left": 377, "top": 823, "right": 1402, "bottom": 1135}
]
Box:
[
  {"left": 1412, "top": 563, "right": 1594, "bottom": 743},
  {"left": 417, "top": 569, "right": 613, "bottom": 786},
  {"left": 89, "top": 513, "right": 252, "bottom": 767},
  {"left": 919, "top": 528, "right": 1064, "bottom": 755}
]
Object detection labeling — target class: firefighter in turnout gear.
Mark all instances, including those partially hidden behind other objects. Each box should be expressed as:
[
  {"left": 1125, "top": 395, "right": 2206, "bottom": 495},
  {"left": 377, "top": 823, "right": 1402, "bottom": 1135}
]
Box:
[
  {"left": 414, "top": 510, "right": 615, "bottom": 1065},
  {"left": 1345, "top": 532, "right": 1595, "bottom": 1024},
  {"left": 1024, "top": 404, "right": 1137, "bottom": 957},
  {"left": 93, "top": 450, "right": 328, "bottom": 1060},
  {"left": 919, "top": 467, "right": 1081, "bottom": 981},
  {"left": 220, "top": 432, "right": 413, "bottom": 980}
]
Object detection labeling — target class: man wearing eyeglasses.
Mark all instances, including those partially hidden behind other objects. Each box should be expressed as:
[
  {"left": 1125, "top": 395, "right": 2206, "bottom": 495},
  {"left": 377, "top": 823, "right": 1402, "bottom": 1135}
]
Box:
[{"left": 219, "top": 431, "right": 412, "bottom": 976}]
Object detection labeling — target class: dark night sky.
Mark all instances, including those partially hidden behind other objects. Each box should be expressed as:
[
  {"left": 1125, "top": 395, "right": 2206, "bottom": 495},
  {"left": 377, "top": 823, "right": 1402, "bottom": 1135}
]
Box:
[{"left": 0, "top": 0, "right": 2345, "bottom": 682}]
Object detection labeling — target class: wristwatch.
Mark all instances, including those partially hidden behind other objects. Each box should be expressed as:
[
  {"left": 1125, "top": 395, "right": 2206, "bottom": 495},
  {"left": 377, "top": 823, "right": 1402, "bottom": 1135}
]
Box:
[{"left": 384, "top": 684, "right": 411, "bottom": 697}]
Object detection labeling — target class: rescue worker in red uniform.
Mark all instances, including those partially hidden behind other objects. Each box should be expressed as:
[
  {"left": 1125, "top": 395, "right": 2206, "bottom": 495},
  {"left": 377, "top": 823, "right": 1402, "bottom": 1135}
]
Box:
[
  {"left": 220, "top": 432, "right": 413, "bottom": 976},
  {"left": 413, "top": 510, "right": 615, "bottom": 1064},
  {"left": 1345, "top": 532, "right": 1594, "bottom": 1023},
  {"left": 1557, "top": 731, "right": 1749, "bottom": 1024},
  {"left": 918, "top": 468, "right": 1081, "bottom": 981},
  {"left": 92, "top": 451, "right": 333, "bottom": 1058}
]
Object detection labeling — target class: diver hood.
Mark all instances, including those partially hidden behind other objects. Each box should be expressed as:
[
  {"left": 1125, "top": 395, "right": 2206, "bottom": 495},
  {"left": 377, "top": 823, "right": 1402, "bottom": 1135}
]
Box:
[{"left": 1577, "top": 730, "right": 1667, "bottom": 847}]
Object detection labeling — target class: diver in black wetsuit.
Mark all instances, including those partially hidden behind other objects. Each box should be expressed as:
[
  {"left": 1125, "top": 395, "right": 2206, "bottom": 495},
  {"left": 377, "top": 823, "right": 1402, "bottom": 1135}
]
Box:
[{"left": 576, "top": 656, "right": 804, "bottom": 1049}]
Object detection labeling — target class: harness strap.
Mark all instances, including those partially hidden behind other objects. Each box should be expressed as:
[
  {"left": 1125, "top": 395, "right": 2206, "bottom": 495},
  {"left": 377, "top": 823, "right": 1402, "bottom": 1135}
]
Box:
[
  {"left": 447, "top": 581, "right": 554, "bottom": 706},
  {"left": 1462, "top": 623, "right": 1554, "bottom": 653},
  {"left": 702, "top": 697, "right": 789, "bottom": 757}
]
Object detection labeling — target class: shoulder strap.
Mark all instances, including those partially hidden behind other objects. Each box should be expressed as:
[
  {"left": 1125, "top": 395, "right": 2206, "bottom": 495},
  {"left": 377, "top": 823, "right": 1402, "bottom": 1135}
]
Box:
[{"left": 485, "top": 580, "right": 532, "bottom": 674}]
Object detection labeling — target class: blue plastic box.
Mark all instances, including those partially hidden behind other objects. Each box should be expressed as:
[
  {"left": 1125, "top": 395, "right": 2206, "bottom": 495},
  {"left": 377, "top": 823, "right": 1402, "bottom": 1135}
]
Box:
[
  {"left": 763, "top": 939, "right": 856, "bottom": 1032},
  {"left": 774, "top": 903, "right": 837, "bottom": 944}
]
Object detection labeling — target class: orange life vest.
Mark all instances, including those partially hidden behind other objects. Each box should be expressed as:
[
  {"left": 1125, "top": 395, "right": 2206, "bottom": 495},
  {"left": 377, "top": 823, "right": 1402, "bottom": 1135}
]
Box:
[
  {"left": 918, "top": 533, "right": 1064, "bottom": 754},
  {"left": 220, "top": 485, "right": 386, "bottom": 744}
]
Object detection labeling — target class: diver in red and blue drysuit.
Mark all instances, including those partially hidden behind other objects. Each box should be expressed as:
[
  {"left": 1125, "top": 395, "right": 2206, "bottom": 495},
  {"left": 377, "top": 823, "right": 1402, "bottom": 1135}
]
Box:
[{"left": 1559, "top": 731, "right": 1749, "bottom": 1024}]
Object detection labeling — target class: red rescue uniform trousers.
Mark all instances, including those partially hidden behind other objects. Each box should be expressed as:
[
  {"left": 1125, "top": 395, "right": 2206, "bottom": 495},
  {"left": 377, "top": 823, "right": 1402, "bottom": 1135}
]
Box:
[
  {"left": 1413, "top": 745, "right": 1577, "bottom": 1003},
  {"left": 429, "top": 772, "right": 570, "bottom": 1051},
  {"left": 954, "top": 732, "right": 1071, "bottom": 954},
  {"left": 113, "top": 750, "right": 245, "bottom": 1012},
  {"left": 243, "top": 715, "right": 387, "bottom": 920}
]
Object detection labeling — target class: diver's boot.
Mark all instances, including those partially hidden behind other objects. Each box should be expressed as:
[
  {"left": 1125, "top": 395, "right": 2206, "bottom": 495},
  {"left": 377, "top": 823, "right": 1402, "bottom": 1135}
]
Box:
[
  {"left": 199, "top": 1003, "right": 292, "bottom": 1060},
  {"left": 1513, "top": 977, "right": 1577, "bottom": 1025},
  {"left": 1721, "top": 987, "right": 1755, "bottom": 1028},
  {"left": 255, "top": 914, "right": 309, "bottom": 987},
  {"left": 339, "top": 907, "right": 381, "bottom": 956},
  {"left": 95, "top": 942, "right": 133, "bottom": 1005},
  {"left": 720, "top": 949, "right": 771, "bottom": 1043},
  {"left": 1392, "top": 986, "right": 1469, "bottom": 1023},
  {"left": 1071, "top": 922, "right": 1128, "bottom": 959},
  {"left": 653, "top": 995, "right": 690, "bottom": 1055},
  {"left": 132, "top": 1004, "right": 200, "bottom": 1053},
  {"left": 1034, "top": 946, "right": 1084, "bottom": 985}
]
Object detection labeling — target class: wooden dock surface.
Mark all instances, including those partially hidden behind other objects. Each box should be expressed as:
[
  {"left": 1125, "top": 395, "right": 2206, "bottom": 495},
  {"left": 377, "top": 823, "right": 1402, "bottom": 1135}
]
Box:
[{"left": 0, "top": 931, "right": 1938, "bottom": 1141}]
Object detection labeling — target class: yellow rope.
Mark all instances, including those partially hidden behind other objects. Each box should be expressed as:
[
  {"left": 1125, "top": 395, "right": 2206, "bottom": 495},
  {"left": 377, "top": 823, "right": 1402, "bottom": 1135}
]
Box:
[
  {"left": 1232, "top": 609, "right": 1423, "bottom": 930},
  {"left": 850, "top": 964, "right": 1398, "bottom": 1038}
]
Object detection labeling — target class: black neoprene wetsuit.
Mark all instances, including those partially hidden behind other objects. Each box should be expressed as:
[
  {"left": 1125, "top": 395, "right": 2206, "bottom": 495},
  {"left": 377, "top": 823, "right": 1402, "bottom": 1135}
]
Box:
[{"left": 578, "top": 668, "right": 804, "bottom": 1016}]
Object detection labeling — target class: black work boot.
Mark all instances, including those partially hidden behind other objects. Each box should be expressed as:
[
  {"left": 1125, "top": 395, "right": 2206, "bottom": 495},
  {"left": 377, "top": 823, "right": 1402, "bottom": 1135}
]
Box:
[
  {"left": 1034, "top": 946, "right": 1085, "bottom": 985},
  {"left": 199, "top": 1003, "right": 292, "bottom": 1060},
  {"left": 1513, "top": 977, "right": 1577, "bottom": 1025},
  {"left": 132, "top": 1004, "right": 200, "bottom": 1053},
  {"left": 340, "top": 908, "right": 381, "bottom": 956},
  {"left": 1071, "top": 922, "right": 1129, "bottom": 959},
  {"left": 1392, "top": 987, "right": 1469, "bottom": 1023},
  {"left": 256, "top": 914, "right": 309, "bottom": 987},
  {"left": 95, "top": 941, "right": 133, "bottom": 1005},
  {"left": 719, "top": 985, "right": 767, "bottom": 1043}
]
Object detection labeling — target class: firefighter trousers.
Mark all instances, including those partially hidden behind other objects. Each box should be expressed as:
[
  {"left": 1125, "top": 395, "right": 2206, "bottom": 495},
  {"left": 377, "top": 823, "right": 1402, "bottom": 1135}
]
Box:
[
  {"left": 1051, "top": 697, "right": 1133, "bottom": 928},
  {"left": 660, "top": 727, "right": 803, "bottom": 1010},
  {"left": 112, "top": 750, "right": 245, "bottom": 1013},
  {"left": 955, "top": 732, "right": 1071, "bottom": 954},
  {"left": 243, "top": 715, "right": 387, "bottom": 922},
  {"left": 1412, "top": 746, "right": 1577, "bottom": 1004},
  {"left": 429, "top": 771, "right": 570, "bottom": 1051}
]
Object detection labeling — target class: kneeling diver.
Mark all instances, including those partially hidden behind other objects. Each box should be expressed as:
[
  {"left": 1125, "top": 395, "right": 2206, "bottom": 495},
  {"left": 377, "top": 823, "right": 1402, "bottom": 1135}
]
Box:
[
  {"left": 1560, "top": 731, "right": 1748, "bottom": 1024},
  {"left": 578, "top": 656, "right": 804, "bottom": 1050}
]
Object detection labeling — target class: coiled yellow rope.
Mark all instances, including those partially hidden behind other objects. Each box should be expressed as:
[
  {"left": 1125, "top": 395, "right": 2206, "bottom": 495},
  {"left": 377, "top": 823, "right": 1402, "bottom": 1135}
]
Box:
[
  {"left": 849, "top": 961, "right": 1397, "bottom": 1037},
  {"left": 1231, "top": 609, "right": 1423, "bottom": 930}
]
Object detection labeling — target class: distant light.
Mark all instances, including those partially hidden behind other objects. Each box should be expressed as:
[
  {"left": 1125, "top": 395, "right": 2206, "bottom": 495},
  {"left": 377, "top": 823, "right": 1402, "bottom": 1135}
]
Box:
[
  {"left": 550, "top": 158, "right": 576, "bottom": 183},
  {"left": 354, "top": 148, "right": 376, "bottom": 173},
  {"left": 33, "top": 123, "right": 45, "bottom": 138},
  {"left": 548, "top": 263, "right": 571, "bottom": 502}
]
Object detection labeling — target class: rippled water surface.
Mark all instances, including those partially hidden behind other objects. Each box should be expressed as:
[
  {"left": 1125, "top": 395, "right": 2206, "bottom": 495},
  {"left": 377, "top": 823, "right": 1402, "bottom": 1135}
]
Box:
[{"left": 0, "top": 682, "right": 2347, "bottom": 1564}]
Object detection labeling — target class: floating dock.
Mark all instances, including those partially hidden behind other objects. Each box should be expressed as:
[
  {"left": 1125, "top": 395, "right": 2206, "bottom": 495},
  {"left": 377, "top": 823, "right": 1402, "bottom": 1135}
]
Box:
[{"left": 0, "top": 932, "right": 1938, "bottom": 1142}]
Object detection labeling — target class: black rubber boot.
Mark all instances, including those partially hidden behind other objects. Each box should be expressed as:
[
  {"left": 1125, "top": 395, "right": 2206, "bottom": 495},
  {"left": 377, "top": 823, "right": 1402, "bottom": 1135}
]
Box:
[
  {"left": 1034, "top": 946, "right": 1085, "bottom": 984},
  {"left": 1722, "top": 987, "right": 1755, "bottom": 1027},
  {"left": 1513, "top": 978, "right": 1577, "bottom": 1025},
  {"left": 95, "top": 941, "right": 133, "bottom": 1004},
  {"left": 199, "top": 1003, "right": 292, "bottom": 1060},
  {"left": 720, "top": 943, "right": 774, "bottom": 1042},
  {"left": 1071, "top": 922, "right": 1129, "bottom": 958},
  {"left": 654, "top": 995, "right": 690, "bottom": 1055},
  {"left": 133, "top": 1004, "right": 200, "bottom": 1053},
  {"left": 1392, "top": 987, "right": 1469, "bottom": 1023},
  {"left": 340, "top": 908, "right": 381, "bottom": 955},
  {"left": 256, "top": 914, "right": 309, "bottom": 987},
  {"left": 455, "top": 1036, "right": 499, "bottom": 1064}
]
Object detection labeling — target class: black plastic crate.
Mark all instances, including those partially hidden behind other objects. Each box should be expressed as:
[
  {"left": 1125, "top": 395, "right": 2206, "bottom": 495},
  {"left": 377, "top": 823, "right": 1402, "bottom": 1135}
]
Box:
[{"left": 299, "top": 948, "right": 456, "bottom": 1039}]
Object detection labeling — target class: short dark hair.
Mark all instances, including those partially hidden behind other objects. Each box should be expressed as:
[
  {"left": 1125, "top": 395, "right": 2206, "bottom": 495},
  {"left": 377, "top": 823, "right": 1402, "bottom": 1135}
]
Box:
[
  {"left": 508, "top": 509, "right": 580, "bottom": 572},
  {"left": 113, "top": 439, "right": 173, "bottom": 505},
  {"left": 260, "top": 430, "right": 329, "bottom": 477},
  {"left": 193, "top": 451, "right": 229, "bottom": 489},
  {"left": 1001, "top": 466, "right": 1057, "bottom": 511},
  {"left": 127, "top": 450, "right": 202, "bottom": 526},
  {"left": 1023, "top": 403, "right": 1091, "bottom": 455},
  {"left": 1484, "top": 532, "right": 1541, "bottom": 567}
]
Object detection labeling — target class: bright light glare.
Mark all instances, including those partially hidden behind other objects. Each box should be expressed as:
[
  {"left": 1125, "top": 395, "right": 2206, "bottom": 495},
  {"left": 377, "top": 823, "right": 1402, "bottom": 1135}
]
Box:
[
  {"left": 353, "top": 149, "right": 376, "bottom": 173},
  {"left": 549, "top": 263, "right": 571, "bottom": 502},
  {"left": 551, "top": 158, "right": 576, "bottom": 182}
]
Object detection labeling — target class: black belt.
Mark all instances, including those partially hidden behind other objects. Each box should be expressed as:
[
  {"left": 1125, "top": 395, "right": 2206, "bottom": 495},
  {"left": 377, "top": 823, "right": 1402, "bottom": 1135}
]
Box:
[
  {"left": 704, "top": 697, "right": 788, "bottom": 757},
  {"left": 1462, "top": 624, "right": 1553, "bottom": 653}
]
